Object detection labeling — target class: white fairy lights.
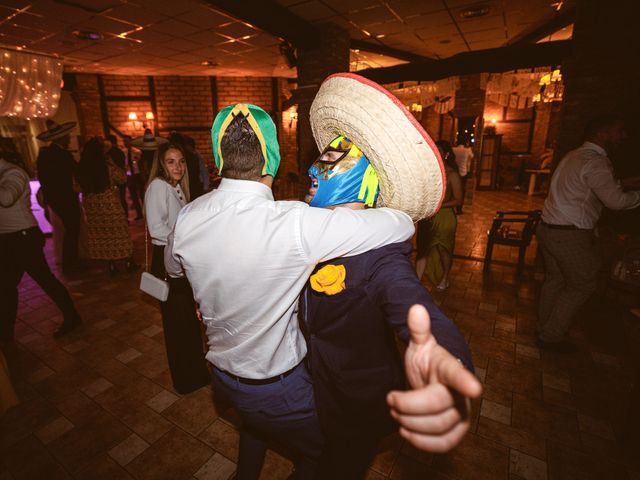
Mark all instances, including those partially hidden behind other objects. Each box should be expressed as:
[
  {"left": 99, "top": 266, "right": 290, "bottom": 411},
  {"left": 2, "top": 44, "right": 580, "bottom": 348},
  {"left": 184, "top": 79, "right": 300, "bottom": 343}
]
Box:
[{"left": 0, "top": 47, "right": 63, "bottom": 119}]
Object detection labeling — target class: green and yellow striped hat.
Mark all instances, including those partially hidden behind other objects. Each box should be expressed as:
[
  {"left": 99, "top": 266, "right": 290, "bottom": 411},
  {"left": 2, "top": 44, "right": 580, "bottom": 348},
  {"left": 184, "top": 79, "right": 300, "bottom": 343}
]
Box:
[{"left": 211, "top": 103, "right": 281, "bottom": 177}]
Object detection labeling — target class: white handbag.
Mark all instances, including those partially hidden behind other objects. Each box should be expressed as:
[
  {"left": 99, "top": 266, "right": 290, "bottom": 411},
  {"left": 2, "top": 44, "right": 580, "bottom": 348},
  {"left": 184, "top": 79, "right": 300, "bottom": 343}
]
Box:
[
  {"left": 139, "top": 226, "right": 169, "bottom": 301},
  {"left": 140, "top": 271, "right": 169, "bottom": 301}
]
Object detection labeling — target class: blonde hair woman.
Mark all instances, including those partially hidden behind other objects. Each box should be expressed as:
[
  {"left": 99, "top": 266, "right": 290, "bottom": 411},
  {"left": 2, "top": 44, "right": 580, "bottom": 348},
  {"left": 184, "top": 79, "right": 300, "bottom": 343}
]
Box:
[{"left": 144, "top": 142, "right": 209, "bottom": 394}]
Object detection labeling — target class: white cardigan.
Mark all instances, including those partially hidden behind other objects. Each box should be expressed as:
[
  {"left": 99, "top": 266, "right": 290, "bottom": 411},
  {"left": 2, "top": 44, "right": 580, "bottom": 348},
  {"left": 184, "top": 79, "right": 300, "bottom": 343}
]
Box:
[{"left": 144, "top": 178, "right": 186, "bottom": 246}]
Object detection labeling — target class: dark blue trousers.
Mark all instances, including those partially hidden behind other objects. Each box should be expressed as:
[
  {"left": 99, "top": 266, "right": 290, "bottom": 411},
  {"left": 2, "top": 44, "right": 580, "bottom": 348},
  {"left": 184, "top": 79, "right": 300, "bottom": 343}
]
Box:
[{"left": 212, "top": 362, "right": 324, "bottom": 480}]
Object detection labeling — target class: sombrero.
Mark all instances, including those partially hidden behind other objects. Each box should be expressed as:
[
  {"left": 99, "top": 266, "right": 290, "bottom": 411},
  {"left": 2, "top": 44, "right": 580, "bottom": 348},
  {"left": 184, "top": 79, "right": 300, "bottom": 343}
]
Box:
[
  {"left": 130, "top": 129, "right": 168, "bottom": 150},
  {"left": 36, "top": 120, "right": 76, "bottom": 142},
  {"left": 310, "top": 73, "right": 445, "bottom": 221}
]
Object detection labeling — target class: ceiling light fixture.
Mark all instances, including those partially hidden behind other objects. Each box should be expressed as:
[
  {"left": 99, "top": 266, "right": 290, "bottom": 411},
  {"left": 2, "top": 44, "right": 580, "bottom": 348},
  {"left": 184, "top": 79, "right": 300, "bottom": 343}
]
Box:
[
  {"left": 459, "top": 5, "right": 490, "bottom": 19},
  {"left": 72, "top": 30, "right": 103, "bottom": 41},
  {"left": 201, "top": 60, "right": 219, "bottom": 67}
]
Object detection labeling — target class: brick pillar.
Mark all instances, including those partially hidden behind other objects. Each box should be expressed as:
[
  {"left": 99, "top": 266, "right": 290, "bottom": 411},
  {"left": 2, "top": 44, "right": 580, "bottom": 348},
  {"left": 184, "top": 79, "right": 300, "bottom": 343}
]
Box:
[
  {"left": 72, "top": 74, "right": 104, "bottom": 139},
  {"left": 555, "top": 1, "right": 640, "bottom": 170},
  {"left": 453, "top": 74, "right": 486, "bottom": 208},
  {"left": 296, "top": 24, "right": 350, "bottom": 192},
  {"left": 453, "top": 74, "right": 486, "bottom": 120}
]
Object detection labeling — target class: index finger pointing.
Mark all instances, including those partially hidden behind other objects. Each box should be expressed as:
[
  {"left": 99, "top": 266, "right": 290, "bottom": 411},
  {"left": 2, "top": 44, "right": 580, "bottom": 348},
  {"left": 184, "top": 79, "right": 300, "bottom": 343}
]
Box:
[{"left": 435, "top": 351, "right": 483, "bottom": 399}]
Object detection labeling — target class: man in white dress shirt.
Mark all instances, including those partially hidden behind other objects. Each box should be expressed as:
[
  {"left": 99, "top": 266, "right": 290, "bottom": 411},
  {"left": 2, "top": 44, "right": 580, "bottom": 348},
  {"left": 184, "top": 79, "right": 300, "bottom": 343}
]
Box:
[
  {"left": 166, "top": 104, "right": 416, "bottom": 478},
  {"left": 452, "top": 142, "right": 474, "bottom": 213},
  {"left": 537, "top": 115, "right": 640, "bottom": 351}
]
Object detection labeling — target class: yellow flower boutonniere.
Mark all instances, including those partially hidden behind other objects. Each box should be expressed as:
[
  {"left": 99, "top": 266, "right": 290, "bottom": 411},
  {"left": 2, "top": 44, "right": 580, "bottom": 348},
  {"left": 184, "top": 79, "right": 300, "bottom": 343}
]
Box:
[{"left": 310, "top": 264, "right": 346, "bottom": 295}]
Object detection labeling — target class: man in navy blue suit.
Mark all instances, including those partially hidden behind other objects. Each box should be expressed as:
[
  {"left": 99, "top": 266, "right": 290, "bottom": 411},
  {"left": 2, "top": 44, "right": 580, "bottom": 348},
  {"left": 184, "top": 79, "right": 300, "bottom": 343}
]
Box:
[{"left": 303, "top": 135, "right": 478, "bottom": 478}]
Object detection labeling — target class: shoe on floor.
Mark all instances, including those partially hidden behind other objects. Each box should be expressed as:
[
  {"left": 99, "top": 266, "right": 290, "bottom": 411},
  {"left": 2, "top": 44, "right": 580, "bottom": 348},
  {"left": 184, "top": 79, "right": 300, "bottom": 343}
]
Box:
[
  {"left": 536, "top": 337, "right": 576, "bottom": 353},
  {"left": 435, "top": 280, "right": 449, "bottom": 291},
  {"left": 54, "top": 317, "right": 82, "bottom": 338}
]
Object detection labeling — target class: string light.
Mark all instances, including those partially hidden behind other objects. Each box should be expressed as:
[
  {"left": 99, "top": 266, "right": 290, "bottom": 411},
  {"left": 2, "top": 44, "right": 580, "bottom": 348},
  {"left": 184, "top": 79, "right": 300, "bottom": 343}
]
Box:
[{"left": 0, "top": 47, "right": 63, "bottom": 118}]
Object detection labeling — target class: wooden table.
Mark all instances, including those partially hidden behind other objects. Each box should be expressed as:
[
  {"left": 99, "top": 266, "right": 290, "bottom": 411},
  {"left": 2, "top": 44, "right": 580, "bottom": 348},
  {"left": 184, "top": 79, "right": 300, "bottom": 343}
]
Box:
[{"left": 525, "top": 169, "right": 550, "bottom": 195}]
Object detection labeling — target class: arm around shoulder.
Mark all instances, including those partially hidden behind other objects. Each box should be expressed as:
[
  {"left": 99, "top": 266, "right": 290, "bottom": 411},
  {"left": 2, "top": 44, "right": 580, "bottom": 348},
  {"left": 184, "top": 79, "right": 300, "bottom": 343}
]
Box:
[{"left": 300, "top": 205, "right": 414, "bottom": 264}]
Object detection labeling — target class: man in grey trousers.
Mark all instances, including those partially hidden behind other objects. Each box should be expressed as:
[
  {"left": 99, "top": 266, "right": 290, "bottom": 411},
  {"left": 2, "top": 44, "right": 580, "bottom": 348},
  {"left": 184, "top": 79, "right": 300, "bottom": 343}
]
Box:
[{"left": 537, "top": 115, "right": 640, "bottom": 351}]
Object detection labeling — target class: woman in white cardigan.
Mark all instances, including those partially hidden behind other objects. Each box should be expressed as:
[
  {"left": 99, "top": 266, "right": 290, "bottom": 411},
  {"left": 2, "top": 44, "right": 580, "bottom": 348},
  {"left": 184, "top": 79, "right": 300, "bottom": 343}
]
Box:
[{"left": 144, "top": 142, "right": 210, "bottom": 394}]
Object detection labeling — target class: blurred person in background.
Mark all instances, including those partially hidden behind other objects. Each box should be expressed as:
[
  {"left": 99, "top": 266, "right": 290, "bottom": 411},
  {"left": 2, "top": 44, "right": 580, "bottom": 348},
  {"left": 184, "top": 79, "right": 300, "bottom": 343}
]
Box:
[
  {"left": 36, "top": 120, "right": 81, "bottom": 274},
  {"left": 415, "top": 140, "right": 463, "bottom": 291},
  {"left": 1, "top": 145, "right": 81, "bottom": 340},
  {"left": 77, "top": 137, "right": 138, "bottom": 275}
]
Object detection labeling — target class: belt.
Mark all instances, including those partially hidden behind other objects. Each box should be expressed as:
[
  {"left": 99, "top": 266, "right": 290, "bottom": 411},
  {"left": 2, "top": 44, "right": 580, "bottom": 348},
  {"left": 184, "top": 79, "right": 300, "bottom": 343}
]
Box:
[
  {"left": 541, "top": 221, "right": 592, "bottom": 231},
  {"left": 216, "top": 364, "right": 298, "bottom": 385}
]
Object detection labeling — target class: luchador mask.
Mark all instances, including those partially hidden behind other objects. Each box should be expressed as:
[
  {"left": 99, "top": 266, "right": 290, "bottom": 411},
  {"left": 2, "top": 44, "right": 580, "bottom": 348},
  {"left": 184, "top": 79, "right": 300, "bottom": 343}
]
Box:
[{"left": 308, "top": 135, "right": 379, "bottom": 208}]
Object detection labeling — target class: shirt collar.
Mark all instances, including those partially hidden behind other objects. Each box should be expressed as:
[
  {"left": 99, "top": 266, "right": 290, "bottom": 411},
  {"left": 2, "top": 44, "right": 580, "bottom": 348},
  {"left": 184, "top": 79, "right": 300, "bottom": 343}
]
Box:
[
  {"left": 582, "top": 141, "right": 607, "bottom": 157},
  {"left": 217, "top": 178, "right": 274, "bottom": 200}
]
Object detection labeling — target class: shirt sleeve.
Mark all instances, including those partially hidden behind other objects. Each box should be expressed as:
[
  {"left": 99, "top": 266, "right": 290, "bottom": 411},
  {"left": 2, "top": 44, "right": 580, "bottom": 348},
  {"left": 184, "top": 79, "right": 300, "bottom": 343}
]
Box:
[
  {"left": 299, "top": 206, "right": 415, "bottom": 264},
  {"left": 164, "top": 229, "right": 184, "bottom": 278},
  {"left": 144, "top": 181, "right": 172, "bottom": 245},
  {"left": 586, "top": 156, "right": 640, "bottom": 210},
  {"left": 0, "top": 168, "right": 27, "bottom": 207},
  {"left": 368, "top": 246, "right": 474, "bottom": 371}
]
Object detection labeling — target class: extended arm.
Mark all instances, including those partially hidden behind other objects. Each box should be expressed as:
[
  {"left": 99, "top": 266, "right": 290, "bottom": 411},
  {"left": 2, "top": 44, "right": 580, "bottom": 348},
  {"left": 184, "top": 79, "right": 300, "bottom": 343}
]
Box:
[
  {"left": 586, "top": 158, "right": 640, "bottom": 210},
  {"left": 300, "top": 206, "right": 415, "bottom": 264},
  {"left": 369, "top": 244, "right": 472, "bottom": 369}
]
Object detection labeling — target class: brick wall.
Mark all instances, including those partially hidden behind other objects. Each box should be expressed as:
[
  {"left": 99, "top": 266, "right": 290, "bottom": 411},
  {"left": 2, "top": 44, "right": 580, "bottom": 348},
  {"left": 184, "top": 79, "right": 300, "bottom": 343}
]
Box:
[
  {"left": 102, "top": 75, "right": 149, "bottom": 96},
  {"left": 107, "top": 100, "right": 153, "bottom": 138},
  {"left": 484, "top": 100, "right": 534, "bottom": 153},
  {"left": 71, "top": 74, "right": 299, "bottom": 175},
  {"left": 216, "top": 77, "right": 273, "bottom": 112},
  {"left": 154, "top": 76, "right": 213, "bottom": 130},
  {"left": 454, "top": 74, "right": 485, "bottom": 119},
  {"left": 73, "top": 74, "right": 103, "bottom": 138}
]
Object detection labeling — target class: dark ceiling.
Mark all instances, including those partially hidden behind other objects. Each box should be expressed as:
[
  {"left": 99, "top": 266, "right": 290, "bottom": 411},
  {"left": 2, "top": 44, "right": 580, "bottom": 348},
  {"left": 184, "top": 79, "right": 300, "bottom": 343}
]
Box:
[{"left": 0, "top": 0, "right": 573, "bottom": 77}]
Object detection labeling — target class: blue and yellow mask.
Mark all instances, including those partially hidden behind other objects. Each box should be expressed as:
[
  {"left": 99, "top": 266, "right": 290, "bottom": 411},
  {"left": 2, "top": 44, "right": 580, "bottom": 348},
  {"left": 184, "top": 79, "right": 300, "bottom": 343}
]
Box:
[
  {"left": 211, "top": 103, "right": 280, "bottom": 177},
  {"left": 308, "top": 135, "right": 379, "bottom": 208}
]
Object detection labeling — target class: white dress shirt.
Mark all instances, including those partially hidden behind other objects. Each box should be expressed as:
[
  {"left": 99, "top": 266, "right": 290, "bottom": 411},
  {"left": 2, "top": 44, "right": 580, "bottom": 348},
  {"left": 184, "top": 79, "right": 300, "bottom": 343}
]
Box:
[
  {"left": 0, "top": 159, "right": 38, "bottom": 234},
  {"left": 144, "top": 178, "right": 186, "bottom": 246},
  {"left": 542, "top": 142, "right": 640, "bottom": 229},
  {"left": 452, "top": 146, "right": 473, "bottom": 177},
  {"left": 166, "top": 178, "right": 414, "bottom": 379}
]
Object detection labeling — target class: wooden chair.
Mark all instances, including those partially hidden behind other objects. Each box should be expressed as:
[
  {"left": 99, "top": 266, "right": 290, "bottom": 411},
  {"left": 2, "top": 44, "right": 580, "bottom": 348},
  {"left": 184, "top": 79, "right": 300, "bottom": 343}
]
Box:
[{"left": 484, "top": 210, "right": 542, "bottom": 276}]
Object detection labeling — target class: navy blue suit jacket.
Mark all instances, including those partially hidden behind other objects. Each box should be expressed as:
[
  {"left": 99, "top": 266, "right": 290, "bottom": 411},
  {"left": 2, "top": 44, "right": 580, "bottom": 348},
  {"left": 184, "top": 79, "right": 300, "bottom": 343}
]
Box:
[{"left": 301, "top": 241, "right": 472, "bottom": 440}]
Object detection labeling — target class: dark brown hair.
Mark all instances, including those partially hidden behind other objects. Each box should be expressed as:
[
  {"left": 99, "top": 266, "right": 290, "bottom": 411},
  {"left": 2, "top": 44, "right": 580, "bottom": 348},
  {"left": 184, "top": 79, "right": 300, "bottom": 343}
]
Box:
[
  {"left": 436, "top": 140, "right": 458, "bottom": 171},
  {"left": 219, "top": 114, "right": 265, "bottom": 180},
  {"left": 78, "top": 137, "right": 109, "bottom": 194}
]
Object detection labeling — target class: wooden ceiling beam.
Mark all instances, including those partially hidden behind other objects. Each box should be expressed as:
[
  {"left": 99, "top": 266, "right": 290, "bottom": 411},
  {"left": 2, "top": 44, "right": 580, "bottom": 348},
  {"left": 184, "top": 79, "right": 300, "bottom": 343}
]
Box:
[
  {"left": 506, "top": 7, "right": 576, "bottom": 46},
  {"left": 350, "top": 39, "right": 435, "bottom": 63},
  {"left": 203, "top": 0, "right": 320, "bottom": 48},
  {"left": 356, "top": 40, "right": 572, "bottom": 84}
]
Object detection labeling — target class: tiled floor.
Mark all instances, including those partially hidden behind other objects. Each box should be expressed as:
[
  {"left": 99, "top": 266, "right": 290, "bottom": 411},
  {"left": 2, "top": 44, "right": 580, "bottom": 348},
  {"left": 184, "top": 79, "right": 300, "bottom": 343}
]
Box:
[{"left": 2, "top": 190, "right": 639, "bottom": 479}]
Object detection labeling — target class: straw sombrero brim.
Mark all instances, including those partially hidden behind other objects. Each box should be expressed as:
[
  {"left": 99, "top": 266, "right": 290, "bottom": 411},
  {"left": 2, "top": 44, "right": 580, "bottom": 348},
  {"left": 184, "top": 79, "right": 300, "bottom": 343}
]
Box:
[
  {"left": 130, "top": 136, "right": 168, "bottom": 150},
  {"left": 36, "top": 121, "right": 76, "bottom": 142},
  {"left": 310, "top": 73, "right": 445, "bottom": 221}
]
